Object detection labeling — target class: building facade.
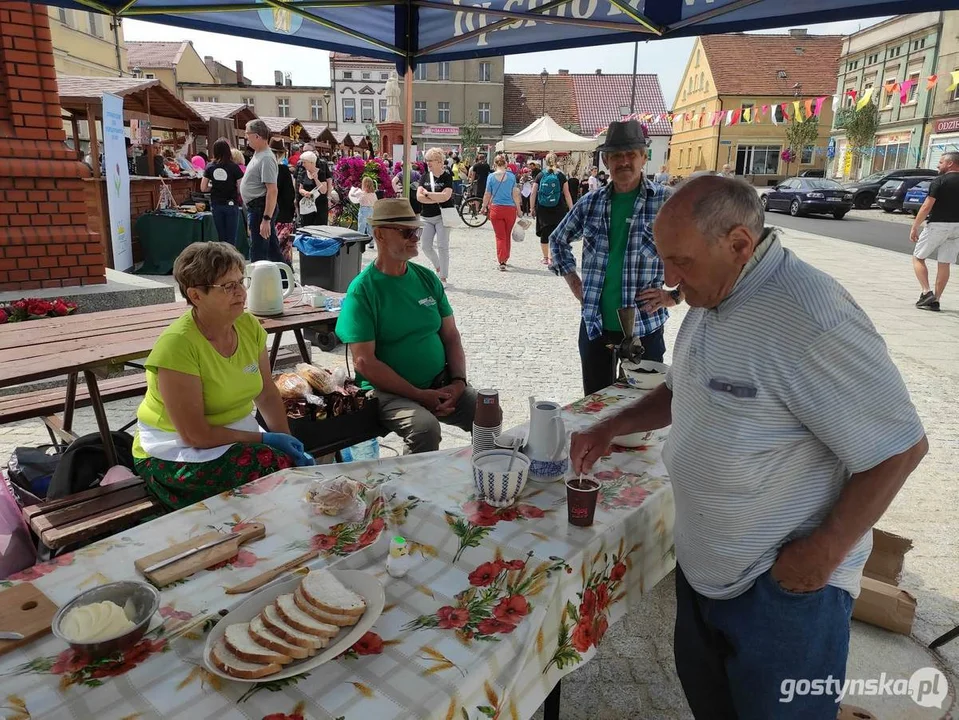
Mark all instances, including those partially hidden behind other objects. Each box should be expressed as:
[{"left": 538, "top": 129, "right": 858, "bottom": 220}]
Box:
[
  {"left": 331, "top": 54, "right": 505, "bottom": 155},
  {"left": 829, "top": 13, "right": 942, "bottom": 179},
  {"left": 670, "top": 32, "right": 842, "bottom": 183},
  {"left": 925, "top": 11, "right": 959, "bottom": 169},
  {"left": 48, "top": 6, "right": 127, "bottom": 77},
  {"left": 125, "top": 40, "right": 217, "bottom": 97},
  {"left": 179, "top": 77, "right": 336, "bottom": 128}
]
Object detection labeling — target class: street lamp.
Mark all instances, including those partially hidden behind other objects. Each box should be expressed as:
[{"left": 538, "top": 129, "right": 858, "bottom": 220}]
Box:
[
  {"left": 619, "top": 105, "right": 630, "bottom": 118},
  {"left": 322, "top": 91, "right": 331, "bottom": 124},
  {"left": 540, "top": 69, "right": 548, "bottom": 117}
]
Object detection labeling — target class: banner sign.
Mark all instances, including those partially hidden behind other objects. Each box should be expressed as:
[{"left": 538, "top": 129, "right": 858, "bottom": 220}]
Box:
[
  {"left": 934, "top": 116, "right": 959, "bottom": 134},
  {"left": 102, "top": 92, "right": 133, "bottom": 272}
]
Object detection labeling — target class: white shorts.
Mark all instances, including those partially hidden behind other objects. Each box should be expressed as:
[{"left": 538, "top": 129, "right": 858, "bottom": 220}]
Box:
[{"left": 914, "top": 223, "right": 959, "bottom": 263}]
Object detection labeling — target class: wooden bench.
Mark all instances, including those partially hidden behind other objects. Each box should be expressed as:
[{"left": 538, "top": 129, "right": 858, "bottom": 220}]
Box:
[
  {"left": 0, "top": 347, "right": 307, "bottom": 448},
  {"left": 22, "top": 477, "right": 162, "bottom": 550}
]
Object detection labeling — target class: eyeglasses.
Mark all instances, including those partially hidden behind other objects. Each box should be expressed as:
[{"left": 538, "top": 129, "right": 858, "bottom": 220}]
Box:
[
  {"left": 202, "top": 280, "right": 247, "bottom": 294},
  {"left": 380, "top": 226, "right": 422, "bottom": 239}
]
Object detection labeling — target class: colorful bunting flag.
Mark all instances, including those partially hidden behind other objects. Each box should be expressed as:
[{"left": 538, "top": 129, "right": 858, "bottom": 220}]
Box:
[
  {"left": 845, "top": 89, "right": 858, "bottom": 102},
  {"left": 947, "top": 70, "right": 959, "bottom": 92},
  {"left": 927, "top": 75, "right": 938, "bottom": 90},
  {"left": 770, "top": 109, "right": 778, "bottom": 126},
  {"left": 725, "top": 110, "right": 733, "bottom": 126},
  {"left": 813, "top": 96, "right": 825, "bottom": 118},
  {"left": 857, "top": 87, "right": 874, "bottom": 110},
  {"left": 831, "top": 94, "right": 840, "bottom": 112},
  {"left": 780, "top": 103, "right": 791, "bottom": 121},
  {"left": 743, "top": 107, "right": 751, "bottom": 123},
  {"left": 793, "top": 100, "right": 804, "bottom": 123},
  {"left": 883, "top": 81, "right": 898, "bottom": 95},
  {"left": 898, "top": 80, "right": 915, "bottom": 104},
  {"left": 804, "top": 98, "right": 813, "bottom": 118}
]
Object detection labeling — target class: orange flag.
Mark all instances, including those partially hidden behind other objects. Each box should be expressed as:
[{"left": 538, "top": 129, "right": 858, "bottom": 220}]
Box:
[
  {"left": 804, "top": 98, "right": 814, "bottom": 117},
  {"left": 927, "top": 75, "right": 938, "bottom": 90},
  {"left": 883, "top": 81, "right": 898, "bottom": 95}
]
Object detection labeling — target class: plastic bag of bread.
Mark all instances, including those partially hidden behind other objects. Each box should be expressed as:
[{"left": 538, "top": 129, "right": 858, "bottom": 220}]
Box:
[
  {"left": 274, "top": 372, "right": 310, "bottom": 400},
  {"left": 294, "top": 363, "right": 335, "bottom": 395},
  {"left": 303, "top": 477, "right": 365, "bottom": 522}
]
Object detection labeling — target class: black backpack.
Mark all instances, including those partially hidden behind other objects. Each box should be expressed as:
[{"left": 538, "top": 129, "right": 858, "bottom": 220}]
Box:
[{"left": 46, "top": 432, "right": 135, "bottom": 500}]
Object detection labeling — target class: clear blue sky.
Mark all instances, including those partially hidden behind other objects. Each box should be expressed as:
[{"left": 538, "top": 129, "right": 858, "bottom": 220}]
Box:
[{"left": 124, "top": 17, "right": 881, "bottom": 107}]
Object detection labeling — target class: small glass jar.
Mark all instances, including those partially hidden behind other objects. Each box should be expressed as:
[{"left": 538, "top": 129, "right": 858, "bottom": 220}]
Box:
[{"left": 386, "top": 536, "right": 411, "bottom": 578}]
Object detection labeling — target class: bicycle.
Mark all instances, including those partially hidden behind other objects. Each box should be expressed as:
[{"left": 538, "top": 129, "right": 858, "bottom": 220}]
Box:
[{"left": 456, "top": 182, "right": 488, "bottom": 228}]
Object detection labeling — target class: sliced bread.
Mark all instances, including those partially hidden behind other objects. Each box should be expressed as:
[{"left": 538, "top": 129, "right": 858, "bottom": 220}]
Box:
[
  {"left": 261, "top": 604, "right": 329, "bottom": 651},
  {"left": 275, "top": 593, "right": 340, "bottom": 637},
  {"left": 294, "top": 585, "right": 360, "bottom": 627},
  {"left": 224, "top": 622, "right": 293, "bottom": 665},
  {"left": 211, "top": 638, "right": 282, "bottom": 680},
  {"left": 248, "top": 615, "right": 313, "bottom": 660},
  {"left": 301, "top": 569, "right": 367, "bottom": 618}
]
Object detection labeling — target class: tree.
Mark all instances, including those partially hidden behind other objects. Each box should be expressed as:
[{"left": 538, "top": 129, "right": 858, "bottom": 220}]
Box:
[
  {"left": 784, "top": 114, "right": 820, "bottom": 175},
  {"left": 459, "top": 116, "right": 481, "bottom": 163},
  {"left": 835, "top": 102, "right": 879, "bottom": 174},
  {"left": 365, "top": 122, "right": 380, "bottom": 155}
]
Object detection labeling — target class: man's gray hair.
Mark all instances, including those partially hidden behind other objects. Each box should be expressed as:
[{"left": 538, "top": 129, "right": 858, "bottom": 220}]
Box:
[
  {"left": 942, "top": 151, "right": 959, "bottom": 165},
  {"left": 678, "top": 176, "right": 766, "bottom": 241},
  {"left": 246, "top": 119, "right": 270, "bottom": 141}
]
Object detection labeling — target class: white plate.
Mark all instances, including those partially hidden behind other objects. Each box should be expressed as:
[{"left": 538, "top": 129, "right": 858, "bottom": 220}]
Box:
[{"left": 203, "top": 570, "right": 385, "bottom": 683}]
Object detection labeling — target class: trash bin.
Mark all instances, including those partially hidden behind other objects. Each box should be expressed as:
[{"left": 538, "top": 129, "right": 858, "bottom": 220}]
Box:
[
  {"left": 293, "top": 226, "right": 370, "bottom": 352},
  {"left": 294, "top": 225, "right": 369, "bottom": 293}
]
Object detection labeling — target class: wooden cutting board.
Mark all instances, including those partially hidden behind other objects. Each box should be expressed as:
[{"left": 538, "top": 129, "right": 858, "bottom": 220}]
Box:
[
  {"left": 0, "top": 583, "right": 58, "bottom": 656},
  {"left": 134, "top": 523, "right": 266, "bottom": 588}
]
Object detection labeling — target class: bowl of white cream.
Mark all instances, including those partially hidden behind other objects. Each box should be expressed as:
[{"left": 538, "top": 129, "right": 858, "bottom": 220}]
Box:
[{"left": 52, "top": 581, "right": 160, "bottom": 658}]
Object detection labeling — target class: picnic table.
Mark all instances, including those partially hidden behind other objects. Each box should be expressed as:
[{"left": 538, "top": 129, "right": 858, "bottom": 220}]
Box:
[
  {"left": 0, "top": 382, "right": 677, "bottom": 720},
  {"left": 0, "top": 300, "right": 338, "bottom": 466}
]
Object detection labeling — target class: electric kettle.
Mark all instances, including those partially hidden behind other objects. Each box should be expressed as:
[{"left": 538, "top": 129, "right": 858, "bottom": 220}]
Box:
[{"left": 245, "top": 261, "right": 295, "bottom": 316}]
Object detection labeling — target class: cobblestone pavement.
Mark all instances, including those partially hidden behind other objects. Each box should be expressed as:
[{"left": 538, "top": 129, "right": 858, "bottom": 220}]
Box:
[{"left": 2, "top": 221, "right": 958, "bottom": 718}]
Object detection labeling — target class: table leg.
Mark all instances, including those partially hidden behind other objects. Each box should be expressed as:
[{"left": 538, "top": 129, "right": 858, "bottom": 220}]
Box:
[
  {"left": 543, "top": 679, "right": 561, "bottom": 720},
  {"left": 269, "top": 332, "right": 282, "bottom": 369},
  {"left": 293, "top": 328, "right": 312, "bottom": 363},
  {"left": 83, "top": 370, "right": 118, "bottom": 467},
  {"left": 62, "top": 372, "right": 78, "bottom": 433}
]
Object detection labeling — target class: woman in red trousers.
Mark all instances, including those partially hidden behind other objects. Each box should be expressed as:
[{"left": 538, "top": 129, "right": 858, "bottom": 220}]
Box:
[{"left": 481, "top": 154, "right": 522, "bottom": 271}]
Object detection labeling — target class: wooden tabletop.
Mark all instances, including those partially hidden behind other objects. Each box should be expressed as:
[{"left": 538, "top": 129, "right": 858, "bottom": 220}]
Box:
[{"left": 0, "top": 301, "right": 338, "bottom": 388}]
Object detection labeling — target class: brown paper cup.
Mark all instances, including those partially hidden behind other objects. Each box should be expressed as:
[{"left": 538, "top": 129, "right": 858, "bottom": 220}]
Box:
[{"left": 566, "top": 477, "right": 600, "bottom": 527}]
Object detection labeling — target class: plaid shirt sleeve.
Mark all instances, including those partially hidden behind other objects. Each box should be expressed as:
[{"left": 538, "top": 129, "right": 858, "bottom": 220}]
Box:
[{"left": 548, "top": 197, "right": 587, "bottom": 277}]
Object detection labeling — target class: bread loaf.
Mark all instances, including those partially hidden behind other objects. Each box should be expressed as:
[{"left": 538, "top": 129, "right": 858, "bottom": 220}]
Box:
[{"left": 295, "top": 363, "right": 336, "bottom": 394}]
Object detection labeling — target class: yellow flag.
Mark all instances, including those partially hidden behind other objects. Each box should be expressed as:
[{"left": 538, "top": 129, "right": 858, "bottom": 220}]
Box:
[
  {"left": 856, "top": 87, "right": 874, "bottom": 111},
  {"left": 948, "top": 70, "right": 959, "bottom": 91},
  {"left": 792, "top": 100, "right": 804, "bottom": 123},
  {"left": 743, "top": 107, "right": 751, "bottom": 123}
]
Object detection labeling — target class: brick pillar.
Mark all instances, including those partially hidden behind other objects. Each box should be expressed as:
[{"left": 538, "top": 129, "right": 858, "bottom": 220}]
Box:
[
  {"left": 0, "top": 3, "right": 104, "bottom": 291},
  {"left": 376, "top": 121, "right": 404, "bottom": 158}
]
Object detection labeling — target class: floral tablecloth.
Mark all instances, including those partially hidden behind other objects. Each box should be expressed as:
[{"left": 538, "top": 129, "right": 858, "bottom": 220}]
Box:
[{"left": 0, "top": 384, "right": 675, "bottom": 720}]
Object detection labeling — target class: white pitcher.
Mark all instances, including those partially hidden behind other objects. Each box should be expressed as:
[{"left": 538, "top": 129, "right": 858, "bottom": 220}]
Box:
[{"left": 525, "top": 396, "right": 566, "bottom": 463}]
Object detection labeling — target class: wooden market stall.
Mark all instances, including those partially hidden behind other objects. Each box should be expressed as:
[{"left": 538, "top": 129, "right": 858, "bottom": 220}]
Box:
[
  {"left": 56, "top": 75, "right": 206, "bottom": 268},
  {"left": 187, "top": 101, "right": 258, "bottom": 148},
  {"left": 331, "top": 130, "right": 356, "bottom": 156},
  {"left": 259, "top": 116, "right": 310, "bottom": 150},
  {"left": 300, "top": 123, "right": 337, "bottom": 157}
]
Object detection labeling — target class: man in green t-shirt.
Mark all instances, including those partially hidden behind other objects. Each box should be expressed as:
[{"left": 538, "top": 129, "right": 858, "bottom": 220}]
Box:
[{"left": 336, "top": 198, "right": 477, "bottom": 454}]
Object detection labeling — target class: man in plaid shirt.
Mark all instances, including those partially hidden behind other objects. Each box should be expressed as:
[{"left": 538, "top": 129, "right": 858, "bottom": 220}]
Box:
[{"left": 549, "top": 120, "right": 683, "bottom": 395}]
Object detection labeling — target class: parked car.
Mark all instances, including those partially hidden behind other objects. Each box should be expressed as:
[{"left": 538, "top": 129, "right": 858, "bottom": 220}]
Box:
[
  {"left": 761, "top": 177, "right": 853, "bottom": 219},
  {"left": 843, "top": 169, "right": 936, "bottom": 209},
  {"left": 902, "top": 180, "right": 931, "bottom": 216},
  {"left": 798, "top": 169, "right": 825, "bottom": 177},
  {"left": 876, "top": 175, "right": 936, "bottom": 213}
]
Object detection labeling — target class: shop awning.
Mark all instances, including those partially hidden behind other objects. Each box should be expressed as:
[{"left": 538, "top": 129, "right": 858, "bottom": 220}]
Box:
[
  {"left": 496, "top": 114, "right": 597, "bottom": 153},
  {"left": 56, "top": 75, "right": 202, "bottom": 129}
]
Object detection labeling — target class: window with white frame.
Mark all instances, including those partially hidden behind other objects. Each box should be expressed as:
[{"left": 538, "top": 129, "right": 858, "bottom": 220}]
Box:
[
  {"left": 888, "top": 46, "right": 902, "bottom": 59},
  {"left": 192, "top": 96, "right": 203, "bottom": 102},
  {"left": 277, "top": 97, "right": 290, "bottom": 117},
  {"left": 414, "top": 101, "right": 427, "bottom": 123},
  {"left": 362, "top": 72, "right": 371, "bottom": 80},
  {"left": 311, "top": 98, "right": 323, "bottom": 121},
  {"left": 801, "top": 146, "right": 814, "bottom": 164},
  {"left": 144, "top": 73, "right": 156, "bottom": 80},
  {"left": 479, "top": 62, "right": 491, "bottom": 82},
  {"left": 438, "top": 62, "right": 450, "bottom": 81},
  {"left": 360, "top": 98, "right": 374, "bottom": 122},
  {"left": 478, "top": 102, "right": 490, "bottom": 124},
  {"left": 379, "top": 99, "right": 387, "bottom": 122},
  {"left": 437, "top": 101, "right": 450, "bottom": 124},
  {"left": 57, "top": 7, "right": 69, "bottom": 24},
  {"left": 912, "top": 38, "right": 926, "bottom": 52},
  {"left": 883, "top": 78, "right": 897, "bottom": 108},
  {"left": 907, "top": 71, "right": 921, "bottom": 103},
  {"left": 242, "top": 96, "right": 255, "bottom": 108},
  {"left": 343, "top": 71, "right": 353, "bottom": 79},
  {"left": 207, "top": 96, "right": 218, "bottom": 102},
  {"left": 88, "top": 12, "right": 103, "bottom": 37},
  {"left": 846, "top": 60, "right": 859, "bottom": 72},
  {"left": 736, "top": 145, "right": 780, "bottom": 175},
  {"left": 381, "top": 72, "right": 389, "bottom": 80},
  {"left": 414, "top": 64, "right": 427, "bottom": 81},
  {"left": 342, "top": 98, "right": 356, "bottom": 122},
  {"left": 866, "top": 53, "right": 879, "bottom": 65}
]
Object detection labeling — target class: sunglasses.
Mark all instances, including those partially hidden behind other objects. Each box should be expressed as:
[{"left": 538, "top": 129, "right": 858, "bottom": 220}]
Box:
[{"left": 381, "top": 226, "right": 422, "bottom": 239}]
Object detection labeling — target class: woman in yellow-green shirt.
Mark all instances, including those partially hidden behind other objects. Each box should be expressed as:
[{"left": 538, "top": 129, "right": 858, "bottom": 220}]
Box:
[{"left": 133, "top": 242, "right": 314, "bottom": 511}]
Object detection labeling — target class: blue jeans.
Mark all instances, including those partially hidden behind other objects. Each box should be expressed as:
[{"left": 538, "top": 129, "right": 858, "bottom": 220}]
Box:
[
  {"left": 211, "top": 202, "right": 239, "bottom": 247},
  {"left": 357, "top": 205, "right": 373, "bottom": 237},
  {"left": 248, "top": 205, "right": 283, "bottom": 263},
  {"left": 674, "top": 564, "right": 853, "bottom": 720}
]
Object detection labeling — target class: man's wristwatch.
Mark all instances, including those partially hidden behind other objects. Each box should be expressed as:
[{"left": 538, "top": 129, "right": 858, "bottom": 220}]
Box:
[
  {"left": 263, "top": 214, "right": 273, "bottom": 221},
  {"left": 669, "top": 289, "right": 682, "bottom": 304}
]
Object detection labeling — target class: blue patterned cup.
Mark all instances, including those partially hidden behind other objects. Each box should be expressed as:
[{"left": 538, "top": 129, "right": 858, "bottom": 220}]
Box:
[
  {"left": 527, "top": 456, "right": 569, "bottom": 482},
  {"left": 471, "top": 449, "right": 530, "bottom": 508}
]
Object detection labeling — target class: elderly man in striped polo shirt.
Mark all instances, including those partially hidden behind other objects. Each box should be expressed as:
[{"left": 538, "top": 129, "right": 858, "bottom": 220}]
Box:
[{"left": 569, "top": 175, "right": 928, "bottom": 719}]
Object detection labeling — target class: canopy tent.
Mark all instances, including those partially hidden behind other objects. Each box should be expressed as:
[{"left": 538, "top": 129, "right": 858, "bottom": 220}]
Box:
[
  {"left": 496, "top": 115, "right": 597, "bottom": 153},
  {"left": 39, "top": 0, "right": 958, "bottom": 183}
]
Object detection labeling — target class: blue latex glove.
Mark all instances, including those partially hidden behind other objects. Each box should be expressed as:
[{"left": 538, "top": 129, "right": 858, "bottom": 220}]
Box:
[{"left": 262, "top": 432, "right": 315, "bottom": 467}]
